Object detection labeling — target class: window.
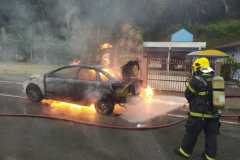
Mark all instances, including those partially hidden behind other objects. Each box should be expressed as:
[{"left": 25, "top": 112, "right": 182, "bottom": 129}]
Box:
[
  {"left": 78, "top": 68, "right": 97, "bottom": 81},
  {"left": 51, "top": 67, "right": 79, "bottom": 79}
]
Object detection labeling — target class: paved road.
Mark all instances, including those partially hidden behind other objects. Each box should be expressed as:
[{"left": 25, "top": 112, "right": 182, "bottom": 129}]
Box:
[{"left": 0, "top": 78, "right": 239, "bottom": 160}]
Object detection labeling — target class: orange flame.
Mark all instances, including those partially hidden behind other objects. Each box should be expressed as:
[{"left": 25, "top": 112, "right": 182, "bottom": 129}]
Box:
[
  {"left": 41, "top": 99, "right": 96, "bottom": 113},
  {"left": 101, "top": 43, "right": 113, "bottom": 50},
  {"left": 41, "top": 99, "right": 125, "bottom": 115},
  {"left": 140, "top": 86, "right": 154, "bottom": 103}
]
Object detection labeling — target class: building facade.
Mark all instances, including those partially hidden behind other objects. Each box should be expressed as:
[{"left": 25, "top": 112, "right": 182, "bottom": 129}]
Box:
[
  {"left": 142, "top": 41, "right": 206, "bottom": 92},
  {"left": 141, "top": 28, "right": 206, "bottom": 92}
]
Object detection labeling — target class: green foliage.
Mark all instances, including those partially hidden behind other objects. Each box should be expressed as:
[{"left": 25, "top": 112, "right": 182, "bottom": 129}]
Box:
[{"left": 192, "top": 19, "right": 240, "bottom": 47}]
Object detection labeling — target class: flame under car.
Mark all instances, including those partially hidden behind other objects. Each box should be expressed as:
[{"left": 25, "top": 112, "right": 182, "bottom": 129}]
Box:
[{"left": 23, "top": 65, "right": 138, "bottom": 115}]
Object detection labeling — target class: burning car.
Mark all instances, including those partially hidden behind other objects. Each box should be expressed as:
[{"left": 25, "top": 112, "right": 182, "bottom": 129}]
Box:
[{"left": 23, "top": 64, "right": 139, "bottom": 115}]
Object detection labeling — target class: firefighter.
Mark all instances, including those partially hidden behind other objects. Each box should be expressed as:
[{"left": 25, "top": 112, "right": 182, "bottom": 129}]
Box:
[{"left": 176, "top": 57, "right": 221, "bottom": 160}]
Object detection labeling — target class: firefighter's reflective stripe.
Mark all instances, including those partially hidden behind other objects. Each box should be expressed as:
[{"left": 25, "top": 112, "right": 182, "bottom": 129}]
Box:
[
  {"left": 190, "top": 112, "right": 215, "bottom": 118},
  {"left": 186, "top": 82, "right": 208, "bottom": 96},
  {"left": 198, "top": 91, "right": 208, "bottom": 96},
  {"left": 205, "top": 154, "right": 216, "bottom": 160},
  {"left": 179, "top": 147, "right": 191, "bottom": 158},
  {"left": 186, "top": 82, "right": 196, "bottom": 93}
]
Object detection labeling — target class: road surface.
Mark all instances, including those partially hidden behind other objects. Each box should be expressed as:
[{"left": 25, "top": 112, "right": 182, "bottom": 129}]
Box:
[{"left": 0, "top": 77, "right": 239, "bottom": 160}]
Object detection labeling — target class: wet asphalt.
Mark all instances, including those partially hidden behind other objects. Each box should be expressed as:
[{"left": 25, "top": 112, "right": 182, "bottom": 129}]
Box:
[{"left": 0, "top": 76, "right": 239, "bottom": 160}]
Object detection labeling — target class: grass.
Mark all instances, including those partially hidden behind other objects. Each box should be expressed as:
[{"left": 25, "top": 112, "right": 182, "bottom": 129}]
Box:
[{"left": 0, "top": 63, "right": 62, "bottom": 76}]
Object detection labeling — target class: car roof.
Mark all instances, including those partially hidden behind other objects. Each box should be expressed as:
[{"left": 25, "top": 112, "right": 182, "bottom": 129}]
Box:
[
  {"left": 56, "top": 64, "right": 104, "bottom": 70},
  {"left": 48, "top": 64, "right": 117, "bottom": 80}
]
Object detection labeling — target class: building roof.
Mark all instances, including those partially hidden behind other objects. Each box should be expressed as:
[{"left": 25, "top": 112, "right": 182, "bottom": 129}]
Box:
[
  {"left": 216, "top": 41, "right": 240, "bottom": 49},
  {"left": 171, "top": 28, "right": 193, "bottom": 42},
  {"left": 143, "top": 42, "right": 206, "bottom": 49}
]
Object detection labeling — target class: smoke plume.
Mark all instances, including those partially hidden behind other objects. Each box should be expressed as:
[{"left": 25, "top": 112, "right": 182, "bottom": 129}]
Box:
[{"left": 121, "top": 96, "right": 187, "bottom": 123}]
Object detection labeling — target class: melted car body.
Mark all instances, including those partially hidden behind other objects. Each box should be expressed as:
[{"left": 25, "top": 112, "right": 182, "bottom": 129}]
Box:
[{"left": 23, "top": 64, "right": 136, "bottom": 115}]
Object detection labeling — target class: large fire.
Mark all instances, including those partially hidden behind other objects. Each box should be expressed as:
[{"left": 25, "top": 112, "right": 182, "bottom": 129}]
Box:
[
  {"left": 41, "top": 86, "right": 154, "bottom": 115},
  {"left": 41, "top": 99, "right": 96, "bottom": 113},
  {"left": 41, "top": 99, "right": 124, "bottom": 114}
]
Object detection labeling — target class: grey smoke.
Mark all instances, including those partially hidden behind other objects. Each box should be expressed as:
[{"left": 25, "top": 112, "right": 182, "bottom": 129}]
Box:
[
  {"left": 0, "top": 0, "right": 96, "bottom": 63},
  {"left": 121, "top": 95, "right": 187, "bottom": 123},
  {"left": 0, "top": 0, "right": 167, "bottom": 64}
]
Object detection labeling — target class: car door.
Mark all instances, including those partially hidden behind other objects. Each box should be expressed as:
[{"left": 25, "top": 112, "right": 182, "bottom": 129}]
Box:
[
  {"left": 45, "top": 66, "right": 79, "bottom": 99},
  {"left": 68, "top": 67, "right": 99, "bottom": 102}
]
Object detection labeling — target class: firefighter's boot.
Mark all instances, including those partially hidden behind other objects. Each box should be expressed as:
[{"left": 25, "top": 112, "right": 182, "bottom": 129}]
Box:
[{"left": 174, "top": 148, "right": 192, "bottom": 159}]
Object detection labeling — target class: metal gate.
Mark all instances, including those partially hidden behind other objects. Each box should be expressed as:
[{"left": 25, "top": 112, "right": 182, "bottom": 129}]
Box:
[{"left": 147, "top": 56, "right": 191, "bottom": 92}]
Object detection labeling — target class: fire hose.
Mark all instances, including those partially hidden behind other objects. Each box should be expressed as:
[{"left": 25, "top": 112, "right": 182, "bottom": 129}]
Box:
[
  {"left": 0, "top": 113, "right": 186, "bottom": 130},
  {"left": 168, "top": 114, "right": 240, "bottom": 126},
  {"left": 0, "top": 113, "right": 239, "bottom": 130}
]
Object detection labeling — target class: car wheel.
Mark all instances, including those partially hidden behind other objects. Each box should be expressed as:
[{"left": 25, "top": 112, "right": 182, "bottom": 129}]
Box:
[
  {"left": 26, "top": 84, "right": 43, "bottom": 102},
  {"left": 95, "top": 98, "right": 114, "bottom": 115}
]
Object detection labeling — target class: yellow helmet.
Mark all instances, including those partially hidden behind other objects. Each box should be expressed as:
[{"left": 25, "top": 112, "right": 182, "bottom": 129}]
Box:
[{"left": 192, "top": 57, "right": 213, "bottom": 73}]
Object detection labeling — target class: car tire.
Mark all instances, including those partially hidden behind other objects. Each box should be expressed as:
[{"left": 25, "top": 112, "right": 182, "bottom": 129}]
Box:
[
  {"left": 95, "top": 98, "right": 114, "bottom": 115},
  {"left": 26, "top": 84, "right": 43, "bottom": 102}
]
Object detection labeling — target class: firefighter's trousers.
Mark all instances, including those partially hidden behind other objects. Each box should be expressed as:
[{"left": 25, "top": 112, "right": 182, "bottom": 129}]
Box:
[{"left": 180, "top": 116, "right": 219, "bottom": 158}]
